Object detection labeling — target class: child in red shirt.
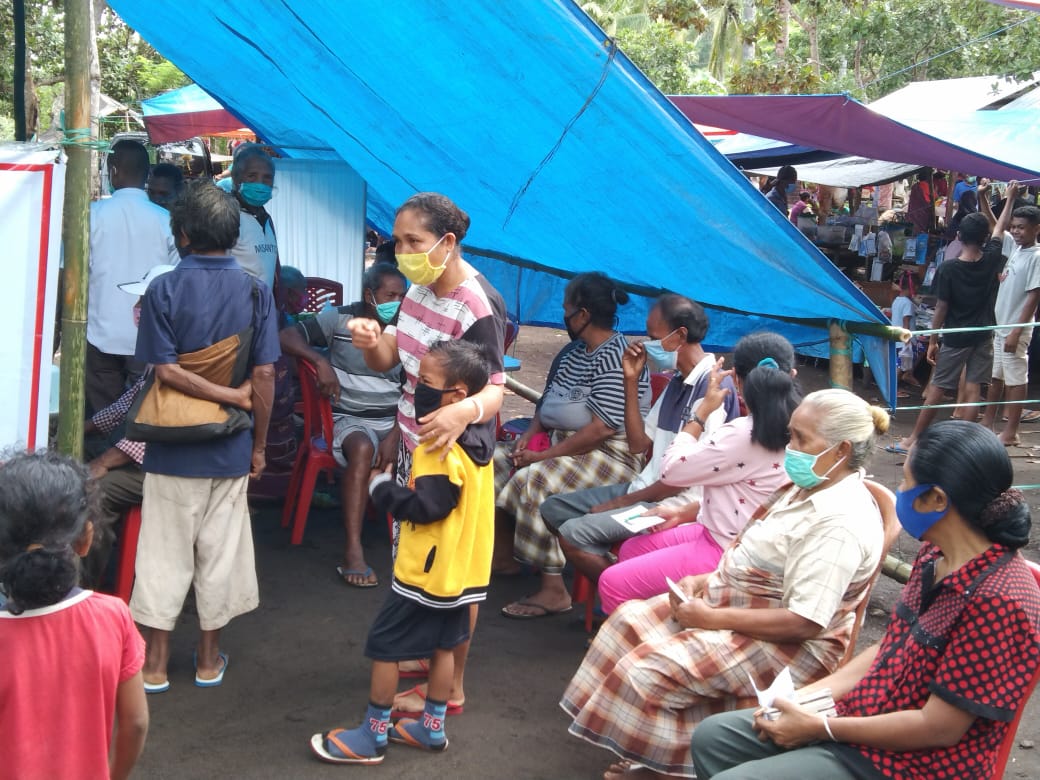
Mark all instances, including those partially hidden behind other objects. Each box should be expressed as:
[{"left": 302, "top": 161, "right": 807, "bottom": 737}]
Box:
[{"left": 0, "top": 452, "right": 148, "bottom": 780}]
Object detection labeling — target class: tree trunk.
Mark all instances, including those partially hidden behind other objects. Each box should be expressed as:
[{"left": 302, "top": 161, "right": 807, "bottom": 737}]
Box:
[
  {"left": 58, "top": 0, "right": 93, "bottom": 459},
  {"left": 808, "top": 21, "right": 820, "bottom": 79},
  {"left": 741, "top": 0, "right": 755, "bottom": 60},
  {"left": 776, "top": 0, "right": 790, "bottom": 61},
  {"left": 14, "top": 0, "right": 27, "bottom": 140}
]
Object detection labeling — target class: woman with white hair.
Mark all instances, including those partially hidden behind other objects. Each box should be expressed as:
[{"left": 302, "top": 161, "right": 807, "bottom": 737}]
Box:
[{"left": 561, "top": 389, "right": 890, "bottom": 780}]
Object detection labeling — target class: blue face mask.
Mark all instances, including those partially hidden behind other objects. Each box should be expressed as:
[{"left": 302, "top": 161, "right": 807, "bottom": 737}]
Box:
[
  {"left": 643, "top": 332, "right": 678, "bottom": 372},
  {"left": 784, "top": 443, "right": 840, "bottom": 489},
  {"left": 372, "top": 298, "right": 400, "bottom": 324},
  {"left": 895, "top": 483, "right": 946, "bottom": 540},
  {"left": 238, "top": 182, "right": 273, "bottom": 207}
]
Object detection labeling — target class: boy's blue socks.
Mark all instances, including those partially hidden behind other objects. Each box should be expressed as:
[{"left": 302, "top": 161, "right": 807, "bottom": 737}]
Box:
[
  {"left": 390, "top": 698, "right": 448, "bottom": 751},
  {"left": 333, "top": 702, "right": 390, "bottom": 757}
]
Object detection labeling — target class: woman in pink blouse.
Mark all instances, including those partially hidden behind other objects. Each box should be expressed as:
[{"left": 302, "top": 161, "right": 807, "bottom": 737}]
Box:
[{"left": 598, "top": 332, "right": 801, "bottom": 614}]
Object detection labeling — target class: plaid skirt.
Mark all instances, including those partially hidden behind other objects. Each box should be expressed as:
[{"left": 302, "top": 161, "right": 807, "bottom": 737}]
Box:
[
  {"left": 559, "top": 594, "right": 833, "bottom": 777},
  {"left": 496, "top": 433, "right": 642, "bottom": 573}
]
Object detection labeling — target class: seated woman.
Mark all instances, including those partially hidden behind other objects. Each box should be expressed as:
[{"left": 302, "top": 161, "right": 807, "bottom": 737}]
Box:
[
  {"left": 692, "top": 420, "right": 1040, "bottom": 780},
  {"left": 497, "top": 272, "right": 650, "bottom": 618},
  {"left": 597, "top": 331, "right": 801, "bottom": 614},
  {"left": 560, "top": 388, "right": 889, "bottom": 779}
]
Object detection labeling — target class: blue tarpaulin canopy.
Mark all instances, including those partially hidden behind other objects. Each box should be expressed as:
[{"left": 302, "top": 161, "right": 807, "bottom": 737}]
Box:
[{"left": 109, "top": 0, "right": 895, "bottom": 401}]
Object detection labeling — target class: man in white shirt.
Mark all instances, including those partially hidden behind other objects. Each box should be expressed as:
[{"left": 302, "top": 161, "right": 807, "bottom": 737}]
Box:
[
  {"left": 227, "top": 144, "right": 278, "bottom": 289},
  {"left": 86, "top": 140, "right": 180, "bottom": 414}
]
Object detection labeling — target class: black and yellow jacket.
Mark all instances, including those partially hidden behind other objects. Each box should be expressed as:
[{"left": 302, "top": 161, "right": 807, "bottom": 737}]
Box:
[{"left": 370, "top": 423, "right": 494, "bottom": 609}]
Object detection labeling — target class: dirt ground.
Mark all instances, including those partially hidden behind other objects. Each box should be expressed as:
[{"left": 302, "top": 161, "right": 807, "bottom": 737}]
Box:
[{"left": 134, "top": 326, "right": 1040, "bottom": 779}]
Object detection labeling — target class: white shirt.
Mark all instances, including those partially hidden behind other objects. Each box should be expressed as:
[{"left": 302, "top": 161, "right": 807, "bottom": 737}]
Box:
[
  {"left": 628, "top": 353, "right": 728, "bottom": 508},
  {"left": 87, "top": 188, "right": 180, "bottom": 355},
  {"left": 995, "top": 243, "right": 1040, "bottom": 338},
  {"left": 230, "top": 211, "right": 278, "bottom": 288}
]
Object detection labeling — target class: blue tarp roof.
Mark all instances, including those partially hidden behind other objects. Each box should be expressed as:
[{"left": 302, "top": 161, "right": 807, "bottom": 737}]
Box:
[{"left": 110, "top": 0, "right": 894, "bottom": 401}]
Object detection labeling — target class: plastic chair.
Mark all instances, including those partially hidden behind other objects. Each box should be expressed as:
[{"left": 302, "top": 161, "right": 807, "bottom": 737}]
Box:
[
  {"left": 281, "top": 358, "right": 339, "bottom": 544},
  {"left": 992, "top": 560, "right": 1040, "bottom": 779},
  {"left": 112, "top": 505, "right": 143, "bottom": 604},
  {"left": 302, "top": 277, "right": 343, "bottom": 314}
]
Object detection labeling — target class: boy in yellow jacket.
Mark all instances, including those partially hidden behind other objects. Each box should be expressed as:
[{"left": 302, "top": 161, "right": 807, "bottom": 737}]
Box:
[{"left": 311, "top": 340, "right": 493, "bottom": 764}]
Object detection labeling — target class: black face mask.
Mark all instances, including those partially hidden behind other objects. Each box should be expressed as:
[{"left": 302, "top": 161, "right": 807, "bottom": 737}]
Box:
[
  {"left": 564, "top": 309, "right": 588, "bottom": 342},
  {"left": 414, "top": 382, "right": 455, "bottom": 421}
]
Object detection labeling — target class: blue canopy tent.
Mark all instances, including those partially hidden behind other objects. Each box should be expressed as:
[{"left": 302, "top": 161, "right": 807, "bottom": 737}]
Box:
[{"left": 108, "top": 0, "right": 896, "bottom": 403}]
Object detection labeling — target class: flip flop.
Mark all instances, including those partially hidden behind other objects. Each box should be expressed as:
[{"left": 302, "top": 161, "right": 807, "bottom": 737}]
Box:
[
  {"left": 391, "top": 684, "right": 465, "bottom": 719},
  {"left": 896, "top": 390, "right": 910, "bottom": 399},
  {"left": 194, "top": 651, "right": 229, "bottom": 688},
  {"left": 1008, "top": 410, "right": 1040, "bottom": 423},
  {"left": 310, "top": 730, "right": 385, "bottom": 765},
  {"left": 143, "top": 680, "right": 170, "bottom": 694},
  {"left": 388, "top": 718, "right": 448, "bottom": 752},
  {"left": 500, "top": 599, "right": 574, "bottom": 620},
  {"left": 336, "top": 564, "right": 379, "bottom": 588},
  {"left": 399, "top": 658, "right": 430, "bottom": 679},
  {"left": 883, "top": 444, "right": 909, "bottom": 455}
]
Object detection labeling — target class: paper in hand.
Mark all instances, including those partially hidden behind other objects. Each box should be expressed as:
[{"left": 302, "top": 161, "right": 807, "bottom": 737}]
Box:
[
  {"left": 611, "top": 505, "right": 666, "bottom": 533},
  {"left": 749, "top": 666, "right": 795, "bottom": 708}
]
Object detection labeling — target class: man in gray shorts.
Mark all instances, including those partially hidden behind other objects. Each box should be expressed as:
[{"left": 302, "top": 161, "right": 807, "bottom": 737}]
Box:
[
  {"left": 895, "top": 211, "right": 1010, "bottom": 452},
  {"left": 280, "top": 262, "right": 406, "bottom": 587}
]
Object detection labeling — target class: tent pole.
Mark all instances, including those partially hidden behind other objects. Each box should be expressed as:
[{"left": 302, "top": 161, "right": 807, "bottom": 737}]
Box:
[
  {"left": 829, "top": 320, "right": 852, "bottom": 391},
  {"left": 56, "top": 0, "right": 91, "bottom": 459}
]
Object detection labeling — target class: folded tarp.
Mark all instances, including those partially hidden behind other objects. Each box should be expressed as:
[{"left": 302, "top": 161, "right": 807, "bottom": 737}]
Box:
[
  {"left": 141, "top": 84, "right": 249, "bottom": 143},
  {"left": 748, "top": 157, "right": 921, "bottom": 189},
  {"left": 670, "top": 93, "right": 1040, "bottom": 182},
  {"left": 109, "top": 0, "right": 897, "bottom": 404}
]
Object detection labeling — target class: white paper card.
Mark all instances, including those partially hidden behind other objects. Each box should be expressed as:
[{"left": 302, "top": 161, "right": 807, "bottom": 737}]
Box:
[
  {"left": 749, "top": 666, "right": 795, "bottom": 708},
  {"left": 665, "top": 576, "right": 689, "bottom": 603},
  {"left": 611, "top": 505, "right": 666, "bottom": 533}
]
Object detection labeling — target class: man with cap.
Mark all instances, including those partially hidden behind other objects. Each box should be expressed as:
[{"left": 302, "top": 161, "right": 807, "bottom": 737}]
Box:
[{"left": 87, "top": 139, "right": 180, "bottom": 415}]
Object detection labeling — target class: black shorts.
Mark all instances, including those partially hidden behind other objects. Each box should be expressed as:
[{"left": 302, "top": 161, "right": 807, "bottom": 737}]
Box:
[{"left": 364, "top": 591, "right": 471, "bottom": 662}]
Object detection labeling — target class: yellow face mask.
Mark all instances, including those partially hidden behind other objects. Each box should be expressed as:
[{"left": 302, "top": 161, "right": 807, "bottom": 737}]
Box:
[{"left": 396, "top": 234, "right": 449, "bottom": 287}]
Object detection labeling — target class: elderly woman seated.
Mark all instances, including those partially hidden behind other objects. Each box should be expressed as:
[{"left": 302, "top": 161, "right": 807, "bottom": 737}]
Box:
[
  {"left": 496, "top": 272, "right": 649, "bottom": 618},
  {"left": 560, "top": 389, "right": 890, "bottom": 779},
  {"left": 692, "top": 421, "right": 1040, "bottom": 780}
]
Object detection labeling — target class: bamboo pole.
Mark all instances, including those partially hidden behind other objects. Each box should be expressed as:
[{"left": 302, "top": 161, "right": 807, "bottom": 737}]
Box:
[
  {"left": 56, "top": 0, "right": 91, "bottom": 459},
  {"left": 828, "top": 320, "right": 852, "bottom": 391}
]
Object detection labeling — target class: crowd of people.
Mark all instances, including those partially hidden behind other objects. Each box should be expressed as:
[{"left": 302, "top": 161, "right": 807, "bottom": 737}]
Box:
[{"left": 1, "top": 141, "right": 1039, "bottom": 779}]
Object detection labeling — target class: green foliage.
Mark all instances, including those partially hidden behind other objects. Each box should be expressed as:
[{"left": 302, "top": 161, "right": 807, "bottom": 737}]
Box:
[
  {"left": 616, "top": 21, "right": 703, "bottom": 93},
  {"left": 728, "top": 57, "right": 822, "bottom": 94}
]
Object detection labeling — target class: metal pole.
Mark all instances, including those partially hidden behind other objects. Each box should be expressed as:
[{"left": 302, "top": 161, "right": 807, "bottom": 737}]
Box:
[
  {"left": 13, "top": 0, "right": 26, "bottom": 141},
  {"left": 57, "top": 0, "right": 91, "bottom": 459},
  {"left": 828, "top": 320, "right": 853, "bottom": 391}
]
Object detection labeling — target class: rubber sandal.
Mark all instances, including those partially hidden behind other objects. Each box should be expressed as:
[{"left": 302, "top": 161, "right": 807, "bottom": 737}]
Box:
[
  {"left": 391, "top": 684, "right": 464, "bottom": 719},
  {"left": 143, "top": 680, "right": 170, "bottom": 694},
  {"left": 399, "top": 658, "right": 430, "bottom": 679},
  {"left": 336, "top": 564, "right": 379, "bottom": 588},
  {"left": 310, "top": 730, "right": 385, "bottom": 765},
  {"left": 388, "top": 719, "right": 448, "bottom": 752},
  {"left": 883, "top": 444, "right": 909, "bottom": 455},
  {"left": 500, "top": 599, "right": 574, "bottom": 620},
  {"left": 194, "top": 651, "right": 229, "bottom": 687}
]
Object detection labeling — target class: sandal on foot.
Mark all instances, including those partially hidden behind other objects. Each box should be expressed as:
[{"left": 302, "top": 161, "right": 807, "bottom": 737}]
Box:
[
  {"left": 194, "top": 651, "right": 229, "bottom": 688},
  {"left": 500, "top": 599, "right": 573, "bottom": 620},
  {"left": 391, "top": 684, "right": 464, "bottom": 719},
  {"left": 336, "top": 564, "right": 379, "bottom": 588},
  {"left": 143, "top": 679, "right": 170, "bottom": 694},
  {"left": 388, "top": 718, "right": 448, "bottom": 752},
  {"left": 399, "top": 658, "right": 430, "bottom": 679},
  {"left": 310, "top": 729, "right": 386, "bottom": 765}
]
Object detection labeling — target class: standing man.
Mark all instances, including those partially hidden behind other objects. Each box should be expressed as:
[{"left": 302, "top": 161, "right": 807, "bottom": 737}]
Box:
[
  {"left": 227, "top": 144, "right": 278, "bottom": 289},
  {"left": 130, "top": 180, "right": 280, "bottom": 692},
  {"left": 279, "top": 262, "right": 407, "bottom": 588},
  {"left": 146, "top": 163, "right": 184, "bottom": 210},
  {"left": 765, "top": 165, "right": 798, "bottom": 217},
  {"left": 87, "top": 139, "right": 180, "bottom": 414}
]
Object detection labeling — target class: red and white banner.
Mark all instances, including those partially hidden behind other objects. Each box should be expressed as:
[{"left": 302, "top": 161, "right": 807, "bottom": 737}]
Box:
[
  {"left": 0, "top": 147, "right": 65, "bottom": 450},
  {"left": 984, "top": 0, "right": 1040, "bottom": 10}
]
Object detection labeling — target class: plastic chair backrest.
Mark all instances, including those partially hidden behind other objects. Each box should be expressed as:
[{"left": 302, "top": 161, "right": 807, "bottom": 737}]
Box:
[
  {"left": 297, "top": 358, "right": 336, "bottom": 452},
  {"left": 303, "top": 277, "right": 343, "bottom": 314},
  {"left": 992, "top": 560, "right": 1040, "bottom": 779},
  {"left": 650, "top": 372, "right": 670, "bottom": 405},
  {"left": 504, "top": 314, "right": 519, "bottom": 352}
]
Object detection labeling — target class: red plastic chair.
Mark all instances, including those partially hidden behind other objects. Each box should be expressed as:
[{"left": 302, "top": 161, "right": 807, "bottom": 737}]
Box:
[
  {"left": 112, "top": 505, "right": 143, "bottom": 604},
  {"left": 302, "top": 277, "right": 343, "bottom": 314},
  {"left": 992, "top": 560, "right": 1040, "bottom": 779},
  {"left": 281, "top": 359, "right": 340, "bottom": 544}
]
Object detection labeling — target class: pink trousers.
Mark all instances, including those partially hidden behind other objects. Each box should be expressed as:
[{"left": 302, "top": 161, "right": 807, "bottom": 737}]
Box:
[{"left": 598, "top": 523, "right": 725, "bottom": 615}]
